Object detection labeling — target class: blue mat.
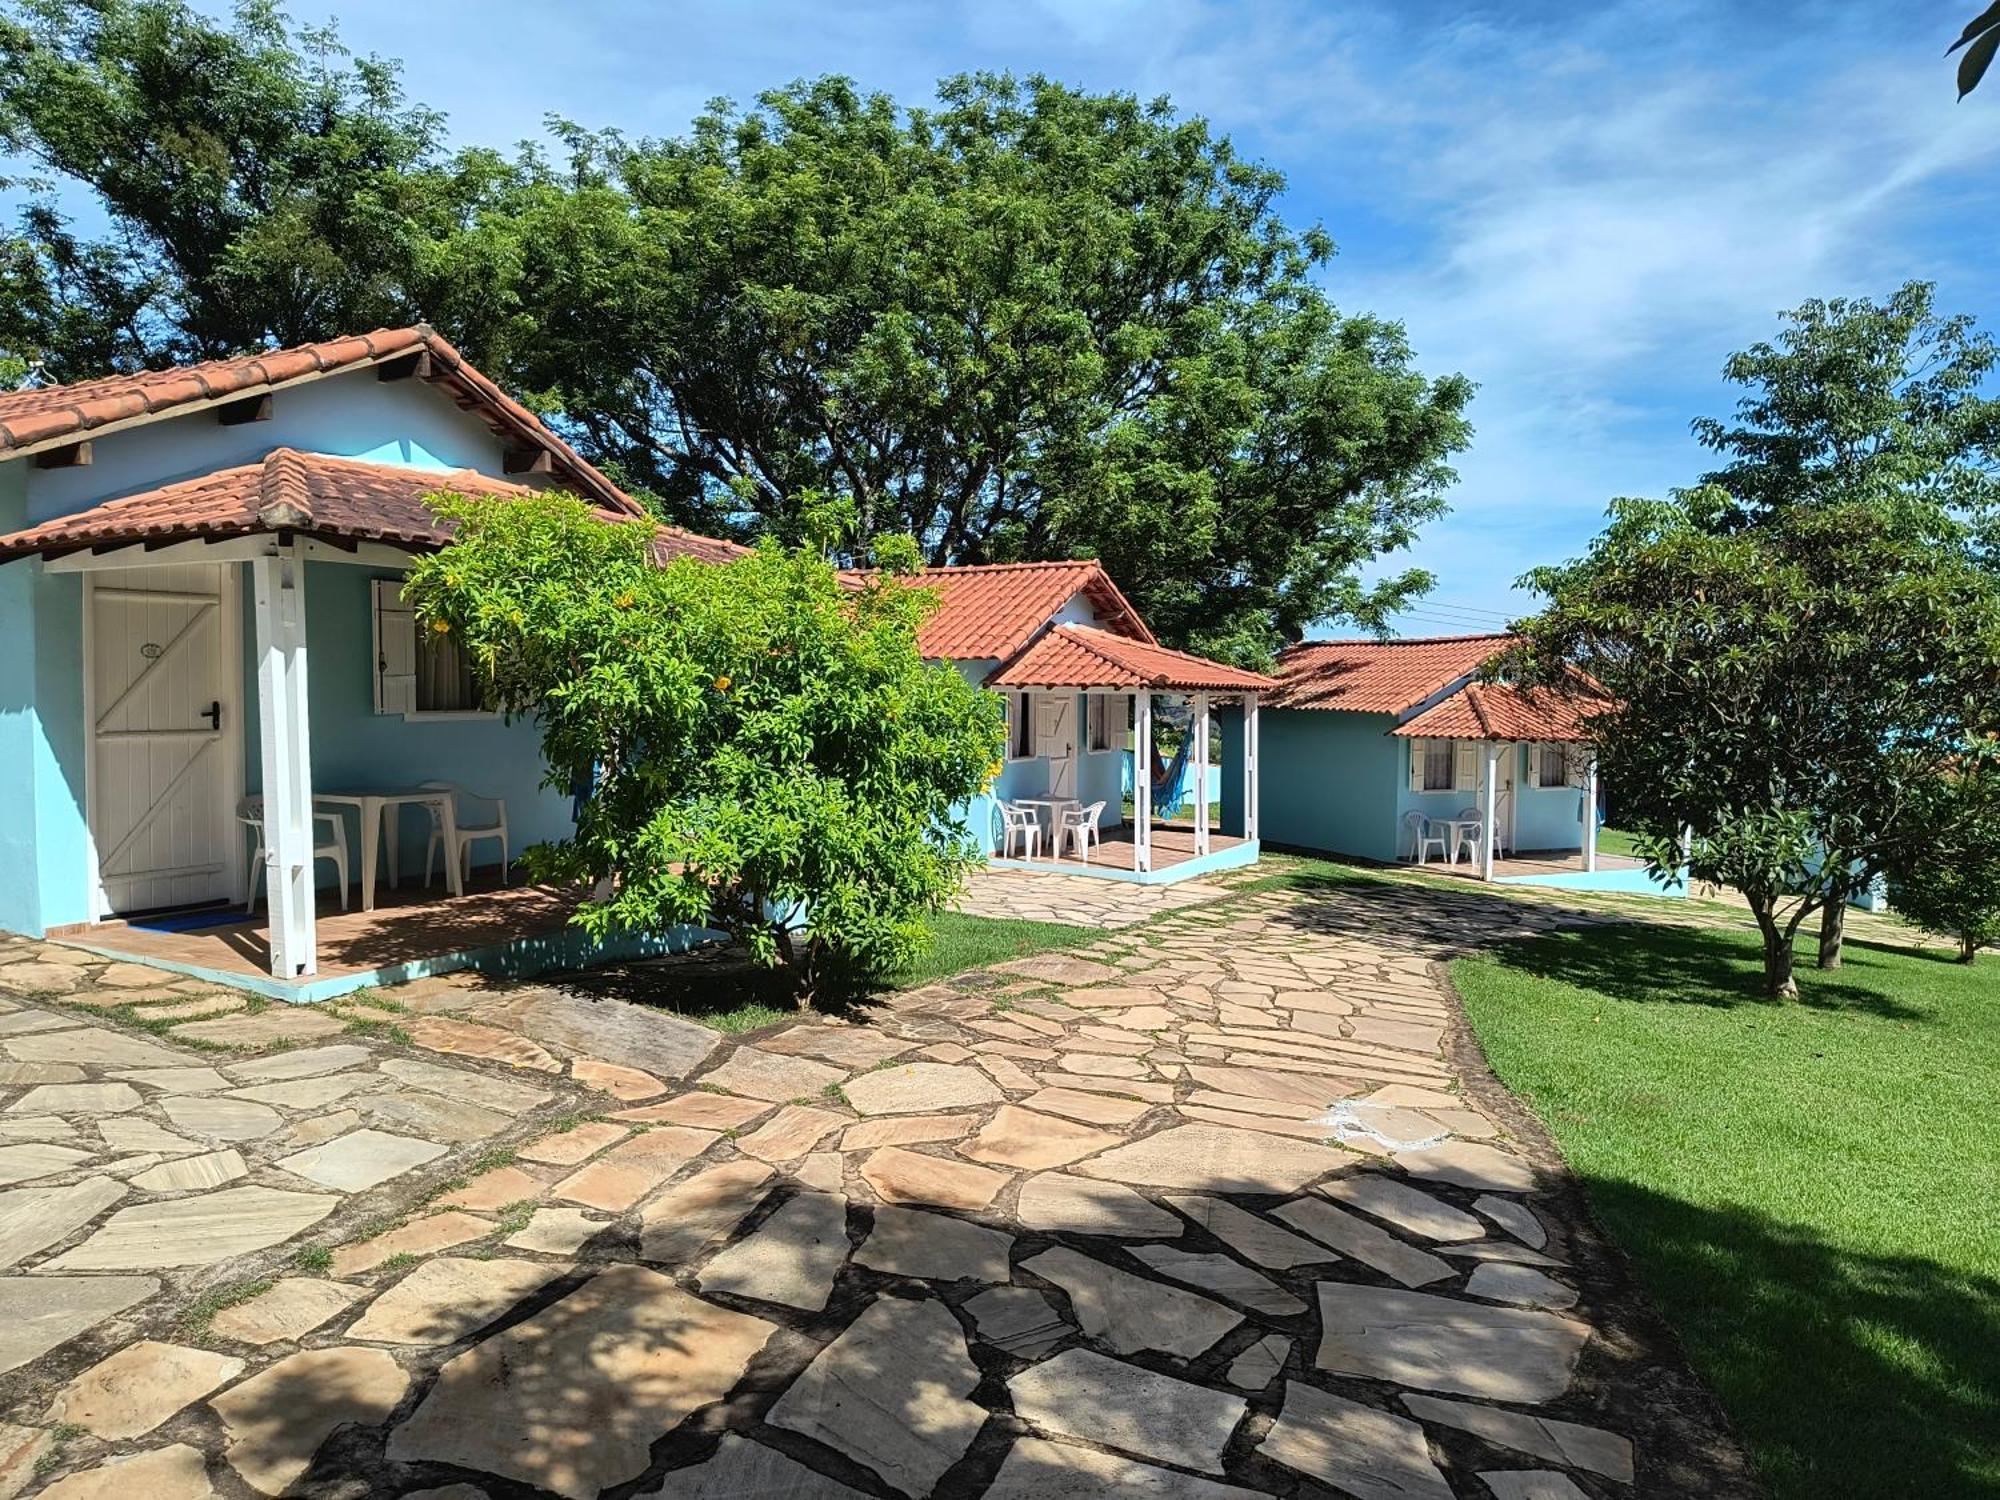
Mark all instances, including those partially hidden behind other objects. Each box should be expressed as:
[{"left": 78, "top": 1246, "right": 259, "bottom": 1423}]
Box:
[{"left": 126, "top": 908, "right": 244, "bottom": 934}]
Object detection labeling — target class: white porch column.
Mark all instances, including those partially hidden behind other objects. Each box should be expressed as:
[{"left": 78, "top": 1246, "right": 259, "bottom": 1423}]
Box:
[
  {"left": 1192, "top": 692, "right": 1211, "bottom": 857},
  {"left": 1244, "top": 694, "right": 1260, "bottom": 841},
  {"left": 1480, "top": 741, "right": 1500, "bottom": 882},
  {"left": 1134, "top": 691, "right": 1153, "bottom": 873},
  {"left": 252, "top": 546, "right": 316, "bottom": 978},
  {"left": 1582, "top": 753, "right": 1600, "bottom": 873}
]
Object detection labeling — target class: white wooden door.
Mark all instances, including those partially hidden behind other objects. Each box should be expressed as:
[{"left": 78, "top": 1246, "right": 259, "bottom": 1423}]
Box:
[
  {"left": 1494, "top": 746, "right": 1518, "bottom": 855},
  {"left": 90, "top": 564, "right": 236, "bottom": 914},
  {"left": 1036, "top": 694, "right": 1077, "bottom": 799}
]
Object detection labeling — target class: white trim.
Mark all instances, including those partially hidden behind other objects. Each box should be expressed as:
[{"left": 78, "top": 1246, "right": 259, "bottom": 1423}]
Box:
[
  {"left": 1480, "top": 742, "right": 1500, "bottom": 881},
  {"left": 1192, "top": 692, "right": 1211, "bottom": 857},
  {"left": 46, "top": 535, "right": 427, "bottom": 575},
  {"left": 1583, "top": 756, "right": 1600, "bottom": 872},
  {"left": 1134, "top": 691, "right": 1153, "bottom": 873},
  {"left": 252, "top": 547, "right": 316, "bottom": 977},
  {"left": 1244, "top": 694, "right": 1260, "bottom": 841}
]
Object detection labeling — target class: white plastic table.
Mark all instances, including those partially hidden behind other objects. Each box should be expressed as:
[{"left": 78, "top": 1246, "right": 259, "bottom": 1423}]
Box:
[
  {"left": 1438, "top": 817, "right": 1485, "bottom": 866},
  {"left": 312, "top": 790, "right": 459, "bottom": 911},
  {"left": 1013, "top": 797, "right": 1083, "bottom": 859}
]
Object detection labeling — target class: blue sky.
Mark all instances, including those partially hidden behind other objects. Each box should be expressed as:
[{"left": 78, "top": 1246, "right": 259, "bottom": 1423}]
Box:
[{"left": 186, "top": 0, "right": 2000, "bottom": 633}]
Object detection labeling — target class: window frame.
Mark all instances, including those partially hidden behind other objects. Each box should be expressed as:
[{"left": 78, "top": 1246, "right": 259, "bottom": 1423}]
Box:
[
  {"left": 1422, "top": 738, "right": 1455, "bottom": 792},
  {"left": 1007, "top": 693, "right": 1038, "bottom": 762}
]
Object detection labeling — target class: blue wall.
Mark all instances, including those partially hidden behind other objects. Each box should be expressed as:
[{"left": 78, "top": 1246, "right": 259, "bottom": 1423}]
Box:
[
  {"left": 1259, "top": 709, "right": 1404, "bottom": 860},
  {"left": 954, "top": 671, "right": 1127, "bottom": 856},
  {"left": 238, "top": 562, "right": 575, "bottom": 888}
]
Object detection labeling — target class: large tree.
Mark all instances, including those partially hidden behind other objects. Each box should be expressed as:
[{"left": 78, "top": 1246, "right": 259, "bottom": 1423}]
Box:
[
  {"left": 1514, "top": 488, "right": 2000, "bottom": 997},
  {"left": 0, "top": 1, "right": 1472, "bottom": 663}
]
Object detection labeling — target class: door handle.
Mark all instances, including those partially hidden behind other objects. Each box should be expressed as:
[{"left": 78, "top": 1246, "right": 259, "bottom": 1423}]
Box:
[{"left": 200, "top": 700, "right": 221, "bottom": 731}]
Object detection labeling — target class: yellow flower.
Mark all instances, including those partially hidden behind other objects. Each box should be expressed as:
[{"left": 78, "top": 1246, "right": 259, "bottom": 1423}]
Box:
[
  {"left": 430, "top": 618, "right": 451, "bottom": 635},
  {"left": 614, "top": 590, "right": 635, "bottom": 609},
  {"left": 713, "top": 675, "right": 732, "bottom": 692}
]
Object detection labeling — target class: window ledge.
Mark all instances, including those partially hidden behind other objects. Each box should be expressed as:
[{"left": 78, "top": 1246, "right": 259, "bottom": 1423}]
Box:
[{"left": 400, "top": 709, "right": 499, "bottom": 723}]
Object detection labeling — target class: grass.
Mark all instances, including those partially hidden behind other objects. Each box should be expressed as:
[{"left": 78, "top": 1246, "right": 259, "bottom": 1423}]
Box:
[
  {"left": 1596, "top": 825, "right": 1646, "bottom": 860},
  {"left": 1452, "top": 922, "right": 2000, "bottom": 1499},
  {"left": 177, "top": 1277, "right": 273, "bottom": 1339},
  {"left": 888, "top": 909, "right": 1094, "bottom": 989}
]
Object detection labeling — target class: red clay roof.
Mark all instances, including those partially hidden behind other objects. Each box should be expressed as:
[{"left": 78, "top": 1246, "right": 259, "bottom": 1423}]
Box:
[
  {"left": 0, "top": 326, "right": 642, "bottom": 516},
  {"left": 1267, "top": 633, "right": 1516, "bottom": 713},
  {"left": 1390, "top": 678, "right": 1603, "bottom": 743},
  {"left": 987, "top": 624, "right": 1274, "bottom": 693},
  {"left": 0, "top": 449, "right": 743, "bottom": 564},
  {"left": 910, "top": 561, "right": 1154, "bottom": 659}
]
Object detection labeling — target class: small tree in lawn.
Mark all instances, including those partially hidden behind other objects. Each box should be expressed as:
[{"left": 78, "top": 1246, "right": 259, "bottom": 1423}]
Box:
[
  {"left": 403, "top": 491, "right": 1006, "bottom": 1005},
  {"left": 1512, "top": 488, "right": 2000, "bottom": 998},
  {"left": 1887, "top": 761, "right": 2000, "bottom": 963}
]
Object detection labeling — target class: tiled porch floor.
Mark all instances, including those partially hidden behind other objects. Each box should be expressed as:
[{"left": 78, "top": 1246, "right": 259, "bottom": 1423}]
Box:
[
  {"left": 998, "top": 824, "right": 1246, "bottom": 875},
  {"left": 64, "top": 875, "right": 579, "bottom": 982},
  {"left": 1408, "top": 848, "right": 1646, "bottom": 882}
]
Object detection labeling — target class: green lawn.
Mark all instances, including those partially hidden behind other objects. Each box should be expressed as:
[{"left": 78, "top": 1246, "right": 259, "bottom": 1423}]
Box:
[
  {"left": 891, "top": 909, "right": 1093, "bottom": 988},
  {"left": 1453, "top": 924, "right": 2000, "bottom": 1499},
  {"left": 1595, "top": 824, "right": 1646, "bottom": 859}
]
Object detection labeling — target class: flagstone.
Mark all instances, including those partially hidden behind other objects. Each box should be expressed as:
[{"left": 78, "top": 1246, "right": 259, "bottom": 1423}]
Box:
[
  {"left": 0, "top": 1008, "right": 74, "bottom": 1036},
  {"left": 994, "top": 954, "right": 1123, "bottom": 984},
  {"left": 8, "top": 1082, "right": 142, "bottom": 1115},
  {"left": 227, "top": 1074, "right": 370, "bottom": 1110},
  {"left": 1466, "top": 1262, "right": 1578, "bottom": 1309},
  {"left": 34, "top": 1444, "right": 216, "bottom": 1500},
  {"left": 1074, "top": 1123, "right": 1348, "bottom": 1194},
  {"left": 1474, "top": 1193, "right": 1549, "bottom": 1249},
  {"left": 332, "top": 1211, "right": 491, "bottom": 1275},
  {"left": 857, "top": 1204, "right": 1012, "bottom": 1282},
  {"left": 919, "top": 1040, "right": 974, "bottom": 1063},
  {"left": 172, "top": 1010, "right": 345, "bottom": 1049},
  {"left": 505, "top": 1206, "right": 610, "bottom": 1255},
  {"left": 1056, "top": 1051, "right": 1153, "bottom": 1078},
  {"left": 767, "top": 1295, "right": 984, "bottom": 1496},
  {"left": 1007, "top": 1349, "right": 1246, "bottom": 1476},
  {"left": 211, "top": 1345, "right": 408, "bottom": 1496},
  {"left": 964, "top": 1285, "right": 1069, "bottom": 1357},
  {"left": 1186, "top": 1064, "right": 1350, "bottom": 1108},
  {"left": 125, "top": 996, "right": 248, "bottom": 1022},
  {"left": 404, "top": 1016, "right": 563, "bottom": 1072},
  {"left": 1439, "top": 1239, "right": 1566, "bottom": 1266},
  {"left": 284, "top": 1109, "right": 360, "bottom": 1146},
  {"left": 1395, "top": 1140, "right": 1538, "bottom": 1193},
  {"left": 436, "top": 1163, "right": 551, "bottom": 1212},
  {"left": 1128, "top": 1244, "right": 1308, "bottom": 1315},
  {"left": 129, "top": 1148, "right": 247, "bottom": 1192},
  {"left": 160, "top": 1096, "right": 283, "bottom": 1142},
  {"left": 1273, "top": 1197, "right": 1453, "bottom": 1287},
  {"left": 113, "top": 1066, "right": 229, "bottom": 1094},
  {"left": 986, "top": 1437, "right": 1265, "bottom": 1499},
  {"left": 793, "top": 1150, "right": 844, "bottom": 1190},
  {"left": 347, "top": 1255, "right": 564, "bottom": 1343},
  {"left": 840, "top": 1113, "right": 977, "bottom": 1150},
  {"left": 1164, "top": 1195, "right": 1338, "bottom": 1269},
  {"left": 387, "top": 1264, "right": 778, "bottom": 1500},
  {"left": 736, "top": 1104, "right": 845, "bottom": 1161},
  {"left": 570, "top": 1055, "right": 666, "bottom": 1100},
  {"left": 697, "top": 1046, "right": 847, "bottom": 1102},
  {"left": 362, "top": 1089, "right": 512, "bottom": 1143},
  {"left": 0, "top": 1061, "right": 84, "bottom": 1085},
  {"left": 973, "top": 1051, "right": 1041, "bottom": 1091},
  {"left": 1016, "top": 1173, "right": 1182, "bottom": 1237},
  {"left": 377, "top": 1056, "right": 554, "bottom": 1112},
  {"left": 0, "top": 1142, "right": 91, "bottom": 1184},
  {"left": 1225, "top": 1332, "right": 1291, "bottom": 1389},
  {"left": 645, "top": 1434, "right": 869, "bottom": 1498},
  {"left": 1025, "top": 1245, "right": 1242, "bottom": 1357},
  {"left": 0, "top": 1276, "right": 157, "bottom": 1375},
  {"left": 98, "top": 1118, "right": 202, "bottom": 1155},
  {"left": 698, "top": 1190, "right": 848, "bottom": 1309},
  {"left": 637, "top": 1161, "right": 775, "bottom": 1266},
  {"left": 225, "top": 1043, "right": 372, "bottom": 1082},
  {"left": 614, "top": 1091, "right": 772, "bottom": 1129},
  {"left": 0, "top": 1176, "right": 126, "bottom": 1268},
  {"left": 1477, "top": 1472, "right": 1592, "bottom": 1500},
  {"left": 0, "top": 961, "right": 85, "bottom": 995},
  {"left": 471, "top": 990, "right": 722, "bottom": 1080},
  {"left": 518, "top": 1120, "right": 629, "bottom": 1165},
  {"left": 1399, "top": 1394, "right": 1635, "bottom": 1483},
  {"left": 207, "top": 1279, "right": 364, "bottom": 1346},
  {"left": 841, "top": 1060, "right": 1002, "bottom": 1115},
  {"left": 553, "top": 1125, "right": 718, "bottom": 1211},
  {"left": 1314, "top": 1283, "right": 1591, "bottom": 1402},
  {"left": 1322, "top": 1171, "right": 1485, "bottom": 1241},
  {"left": 47, "top": 1185, "right": 337, "bottom": 1269},
  {"left": 1255, "top": 1380, "right": 1453, "bottom": 1500},
  {"left": 960, "top": 1104, "right": 1120, "bottom": 1170},
  {"left": 276, "top": 1128, "right": 445, "bottom": 1191},
  {"left": 1034, "top": 1072, "right": 1176, "bottom": 1101},
  {"left": 858, "top": 1145, "right": 1008, "bottom": 1211},
  {"left": 758, "top": 1023, "right": 915, "bottom": 1068},
  {"left": 47, "top": 1340, "right": 244, "bottom": 1439},
  {"left": 1020, "top": 1086, "right": 1152, "bottom": 1126}
]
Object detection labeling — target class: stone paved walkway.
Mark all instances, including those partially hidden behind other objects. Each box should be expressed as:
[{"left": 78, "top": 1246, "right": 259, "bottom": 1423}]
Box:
[
  {"left": 0, "top": 878, "right": 1752, "bottom": 1499},
  {"left": 948, "top": 867, "right": 1236, "bottom": 927}
]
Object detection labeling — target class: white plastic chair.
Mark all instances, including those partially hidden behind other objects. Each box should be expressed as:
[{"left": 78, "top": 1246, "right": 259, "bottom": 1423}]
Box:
[
  {"left": 1492, "top": 791, "right": 1512, "bottom": 857},
  {"left": 420, "top": 781, "right": 510, "bottom": 889},
  {"left": 999, "top": 802, "right": 1042, "bottom": 859},
  {"left": 1403, "top": 810, "right": 1446, "bottom": 865},
  {"left": 1453, "top": 808, "right": 1486, "bottom": 865},
  {"left": 239, "top": 796, "right": 349, "bottom": 912},
  {"left": 1058, "top": 800, "right": 1107, "bottom": 862}
]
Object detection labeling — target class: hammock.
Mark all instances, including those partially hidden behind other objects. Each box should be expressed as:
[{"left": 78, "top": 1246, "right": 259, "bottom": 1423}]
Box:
[{"left": 1121, "top": 707, "right": 1197, "bottom": 818}]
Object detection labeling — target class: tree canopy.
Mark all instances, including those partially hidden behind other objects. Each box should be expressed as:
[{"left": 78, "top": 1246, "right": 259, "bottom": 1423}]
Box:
[
  {"left": 0, "top": 0, "right": 1472, "bottom": 664},
  {"left": 402, "top": 493, "right": 1004, "bottom": 1001}
]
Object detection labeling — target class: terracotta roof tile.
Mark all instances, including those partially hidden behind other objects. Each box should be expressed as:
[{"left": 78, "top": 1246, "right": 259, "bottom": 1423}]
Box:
[
  {"left": 0, "top": 326, "right": 642, "bottom": 517},
  {"left": 0, "top": 448, "right": 743, "bottom": 564},
  {"left": 1391, "top": 678, "right": 1604, "bottom": 743},
  {"left": 906, "top": 561, "right": 1154, "bottom": 659},
  {"left": 1267, "top": 633, "right": 1516, "bottom": 713},
  {"left": 987, "top": 623, "right": 1274, "bottom": 693}
]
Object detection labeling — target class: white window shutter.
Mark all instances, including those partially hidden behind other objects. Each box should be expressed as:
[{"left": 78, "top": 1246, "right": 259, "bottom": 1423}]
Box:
[
  {"left": 1454, "top": 741, "right": 1477, "bottom": 791},
  {"left": 372, "top": 578, "right": 417, "bottom": 716},
  {"left": 1409, "top": 739, "right": 1426, "bottom": 792},
  {"left": 1526, "top": 743, "right": 1543, "bottom": 789}
]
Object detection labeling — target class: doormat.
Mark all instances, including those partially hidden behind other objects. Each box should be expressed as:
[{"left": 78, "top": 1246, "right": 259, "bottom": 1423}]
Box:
[{"left": 126, "top": 908, "right": 244, "bottom": 934}]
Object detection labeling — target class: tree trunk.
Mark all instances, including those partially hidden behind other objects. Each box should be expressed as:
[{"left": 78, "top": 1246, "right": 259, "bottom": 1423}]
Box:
[
  {"left": 1749, "top": 898, "right": 1800, "bottom": 999},
  {"left": 1817, "top": 897, "right": 1846, "bottom": 970},
  {"left": 1960, "top": 933, "right": 1979, "bottom": 964}
]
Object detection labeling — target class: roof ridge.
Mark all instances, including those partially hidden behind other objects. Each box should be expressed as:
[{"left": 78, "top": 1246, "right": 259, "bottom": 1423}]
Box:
[
  {"left": 1285, "top": 631, "right": 1514, "bottom": 650},
  {"left": 918, "top": 559, "right": 1102, "bottom": 575}
]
